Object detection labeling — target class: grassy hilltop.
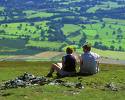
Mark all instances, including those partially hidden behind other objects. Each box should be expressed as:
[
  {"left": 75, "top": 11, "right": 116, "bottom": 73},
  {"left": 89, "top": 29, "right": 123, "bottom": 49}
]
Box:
[{"left": 0, "top": 61, "right": 125, "bottom": 100}]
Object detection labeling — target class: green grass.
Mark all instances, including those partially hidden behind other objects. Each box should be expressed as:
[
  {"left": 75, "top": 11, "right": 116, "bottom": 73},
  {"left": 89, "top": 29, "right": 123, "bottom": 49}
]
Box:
[
  {"left": 26, "top": 40, "right": 66, "bottom": 50},
  {"left": 86, "top": 1, "right": 124, "bottom": 13},
  {"left": 0, "top": 6, "right": 4, "bottom": 21},
  {"left": 62, "top": 24, "right": 81, "bottom": 36},
  {"left": 0, "top": 61, "right": 125, "bottom": 100},
  {"left": 23, "top": 10, "right": 54, "bottom": 19},
  {"left": 0, "top": 39, "right": 26, "bottom": 54},
  {"left": 76, "top": 47, "right": 125, "bottom": 60},
  {"left": 0, "top": 55, "right": 10, "bottom": 59},
  {"left": 0, "top": 39, "right": 26, "bottom": 49},
  {"left": 0, "top": 39, "right": 44, "bottom": 55},
  {"left": 79, "top": 22, "right": 125, "bottom": 50},
  {"left": 1, "top": 18, "right": 125, "bottom": 51},
  {"left": 0, "top": 17, "right": 5, "bottom": 21},
  {"left": 0, "top": 35, "right": 19, "bottom": 39},
  {"left": 66, "top": 21, "right": 125, "bottom": 50},
  {"left": 103, "top": 18, "right": 125, "bottom": 25},
  {"left": 0, "top": 21, "right": 48, "bottom": 39},
  {"left": 69, "top": 34, "right": 82, "bottom": 43},
  {"left": 0, "top": 6, "right": 4, "bottom": 11},
  {"left": 92, "top": 48, "right": 125, "bottom": 60},
  {"left": 82, "top": 29, "right": 97, "bottom": 36}
]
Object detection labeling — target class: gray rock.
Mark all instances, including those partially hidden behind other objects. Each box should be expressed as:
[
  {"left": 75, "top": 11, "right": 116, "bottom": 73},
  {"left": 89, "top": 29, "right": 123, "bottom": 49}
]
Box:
[
  {"left": 0, "top": 73, "right": 84, "bottom": 90},
  {"left": 105, "top": 82, "right": 118, "bottom": 91}
]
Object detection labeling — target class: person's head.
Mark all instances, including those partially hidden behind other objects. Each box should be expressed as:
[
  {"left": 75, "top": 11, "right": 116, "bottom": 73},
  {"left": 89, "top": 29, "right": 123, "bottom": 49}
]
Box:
[
  {"left": 66, "top": 47, "right": 74, "bottom": 54},
  {"left": 82, "top": 42, "right": 91, "bottom": 52}
]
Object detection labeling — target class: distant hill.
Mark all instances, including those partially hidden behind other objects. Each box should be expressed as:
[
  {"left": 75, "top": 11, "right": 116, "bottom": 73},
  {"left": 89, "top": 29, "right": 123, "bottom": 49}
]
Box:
[{"left": 0, "top": 0, "right": 125, "bottom": 55}]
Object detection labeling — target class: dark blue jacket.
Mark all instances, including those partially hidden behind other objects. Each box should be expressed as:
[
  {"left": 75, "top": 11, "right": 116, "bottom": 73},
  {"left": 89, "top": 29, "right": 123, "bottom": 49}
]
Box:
[{"left": 62, "top": 54, "right": 76, "bottom": 72}]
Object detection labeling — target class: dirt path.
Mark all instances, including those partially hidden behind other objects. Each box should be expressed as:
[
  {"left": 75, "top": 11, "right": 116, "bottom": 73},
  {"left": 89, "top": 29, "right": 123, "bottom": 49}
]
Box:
[
  {"left": 0, "top": 51, "right": 125, "bottom": 65},
  {"left": 99, "top": 57, "right": 125, "bottom": 65}
]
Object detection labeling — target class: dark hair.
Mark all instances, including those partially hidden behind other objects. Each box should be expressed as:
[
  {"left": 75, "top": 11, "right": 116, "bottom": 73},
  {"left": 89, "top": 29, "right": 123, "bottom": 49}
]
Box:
[
  {"left": 66, "top": 47, "right": 73, "bottom": 54},
  {"left": 83, "top": 45, "right": 91, "bottom": 51}
]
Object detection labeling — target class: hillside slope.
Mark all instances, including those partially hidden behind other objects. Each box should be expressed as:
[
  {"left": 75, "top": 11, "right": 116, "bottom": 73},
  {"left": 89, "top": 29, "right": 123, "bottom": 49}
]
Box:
[{"left": 0, "top": 0, "right": 125, "bottom": 55}]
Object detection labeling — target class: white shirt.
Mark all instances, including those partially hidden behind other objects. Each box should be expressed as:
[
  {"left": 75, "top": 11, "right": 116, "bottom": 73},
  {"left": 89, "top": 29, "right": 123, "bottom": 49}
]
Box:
[{"left": 80, "top": 51, "right": 100, "bottom": 74}]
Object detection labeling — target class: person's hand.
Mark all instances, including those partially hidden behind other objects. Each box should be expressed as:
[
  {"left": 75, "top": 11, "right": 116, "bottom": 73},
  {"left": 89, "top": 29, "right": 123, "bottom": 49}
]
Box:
[{"left": 78, "top": 54, "right": 81, "bottom": 59}]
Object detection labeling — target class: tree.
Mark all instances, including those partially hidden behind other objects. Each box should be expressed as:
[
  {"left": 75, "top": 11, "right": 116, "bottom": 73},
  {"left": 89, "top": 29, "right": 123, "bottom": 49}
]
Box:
[
  {"left": 94, "top": 34, "right": 99, "bottom": 39},
  {"left": 109, "top": 25, "right": 112, "bottom": 29},
  {"left": 117, "top": 34, "right": 123, "bottom": 40},
  {"left": 118, "top": 46, "right": 122, "bottom": 51},
  {"left": 117, "top": 28, "right": 122, "bottom": 34},
  {"left": 0, "top": 30, "right": 5, "bottom": 33},
  {"left": 110, "top": 45, "right": 115, "bottom": 51},
  {"left": 5, "top": 24, "right": 8, "bottom": 28},
  {"left": 30, "top": 22, "right": 34, "bottom": 26},
  {"left": 112, "top": 40, "right": 115, "bottom": 44},
  {"left": 101, "top": 23, "right": 105, "bottom": 28},
  {"left": 4, "top": 16, "right": 7, "bottom": 21},
  {"left": 94, "top": 42, "right": 108, "bottom": 50},
  {"left": 112, "top": 31, "right": 116, "bottom": 35},
  {"left": 94, "top": 41, "right": 99, "bottom": 48},
  {"left": 106, "top": 32, "right": 108, "bottom": 35},
  {"left": 79, "top": 32, "right": 87, "bottom": 47},
  {"left": 81, "top": 25, "right": 86, "bottom": 29},
  {"left": 17, "top": 24, "right": 22, "bottom": 30},
  {"left": 25, "top": 28, "right": 28, "bottom": 31}
]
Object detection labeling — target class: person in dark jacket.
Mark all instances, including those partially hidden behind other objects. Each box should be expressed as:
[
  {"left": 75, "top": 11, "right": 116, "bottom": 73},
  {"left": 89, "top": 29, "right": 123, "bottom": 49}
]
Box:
[{"left": 46, "top": 47, "right": 76, "bottom": 77}]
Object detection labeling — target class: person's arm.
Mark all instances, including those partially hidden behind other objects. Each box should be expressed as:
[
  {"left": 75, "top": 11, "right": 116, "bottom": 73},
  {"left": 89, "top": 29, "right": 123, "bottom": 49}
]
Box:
[
  {"left": 94, "top": 53, "right": 100, "bottom": 72},
  {"left": 96, "top": 60, "right": 99, "bottom": 73},
  {"left": 79, "top": 55, "right": 83, "bottom": 64},
  {"left": 92, "top": 52, "right": 100, "bottom": 65},
  {"left": 96, "top": 61, "right": 99, "bottom": 66},
  {"left": 79, "top": 55, "right": 83, "bottom": 70},
  {"left": 95, "top": 53, "right": 100, "bottom": 66},
  {"left": 62, "top": 56, "right": 65, "bottom": 69},
  {"left": 73, "top": 55, "right": 77, "bottom": 69}
]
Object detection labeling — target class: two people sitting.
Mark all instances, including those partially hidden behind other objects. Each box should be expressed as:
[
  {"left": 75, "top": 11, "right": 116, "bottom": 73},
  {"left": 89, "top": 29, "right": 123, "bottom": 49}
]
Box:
[{"left": 47, "top": 43, "right": 100, "bottom": 77}]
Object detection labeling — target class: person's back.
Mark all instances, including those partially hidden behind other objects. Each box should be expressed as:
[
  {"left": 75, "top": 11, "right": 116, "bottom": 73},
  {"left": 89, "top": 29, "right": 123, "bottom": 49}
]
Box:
[
  {"left": 80, "top": 52, "right": 99, "bottom": 74},
  {"left": 46, "top": 47, "right": 76, "bottom": 77},
  {"left": 79, "top": 43, "right": 100, "bottom": 75},
  {"left": 62, "top": 54, "right": 76, "bottom": 72}
]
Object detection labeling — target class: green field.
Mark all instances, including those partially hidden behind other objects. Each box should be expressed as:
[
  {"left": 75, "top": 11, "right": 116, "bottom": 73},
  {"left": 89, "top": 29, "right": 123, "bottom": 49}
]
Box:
[
  {"left": 74, "top": 47, "right": 125, "bottom": 60},
  {"left": 0, "top": 21, "right": 48, "bottom": 39},
  {"left": 0, "top": 17, "right": 125, "bottom": 52},
  {"left": 0, "top": 6, "right": 4, "bottom": 21},
  {"left": 23, "top": 10, "right": 54, "bottom": 19},
  {"left": 75, "top": 21, "right": 125, "bottom": 50},
  {"left": 91, "top": 48, "right": 125, "bottom": 60},
  {"left": 87, "top": 1, "right": 124, "bottom": 13},
  {"left": 0, "top": 0, "right": 125, "bottom": 57},
  {"left": 0, "top": 61, "right": 125, "bottom": 100},
  {"left": 26, "top": 40, "right": 67, "bottom": 50},
  {"left": 62, "top": 24, "right": 81, "bottom": 36}
]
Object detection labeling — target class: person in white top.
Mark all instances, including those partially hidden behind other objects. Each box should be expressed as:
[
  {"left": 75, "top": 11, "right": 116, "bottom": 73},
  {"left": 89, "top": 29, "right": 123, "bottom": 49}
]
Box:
[{"left": 78, "top": 42, "right": 100, "bottom": 75}]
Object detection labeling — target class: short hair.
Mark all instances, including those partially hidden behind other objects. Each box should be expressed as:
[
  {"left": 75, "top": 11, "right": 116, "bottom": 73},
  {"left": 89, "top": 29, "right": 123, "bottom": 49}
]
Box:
[
  {"left": 82, "top": 43, "right": 91, "bottom": 51},
  {"left": 83, "top": 45, "right": 91, "bottom": 51},
  {"left": 66, "top": 47, "right": 74, "bottom": 54}
]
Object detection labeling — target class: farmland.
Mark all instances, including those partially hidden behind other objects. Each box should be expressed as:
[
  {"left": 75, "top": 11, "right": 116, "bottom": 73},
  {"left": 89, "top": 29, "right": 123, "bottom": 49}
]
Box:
[{"left": 0, "top": 0, "right": 125, "bottom": 59}]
